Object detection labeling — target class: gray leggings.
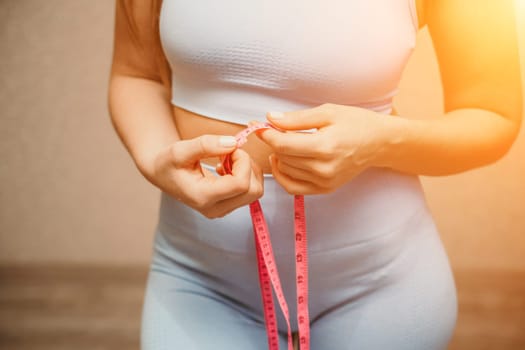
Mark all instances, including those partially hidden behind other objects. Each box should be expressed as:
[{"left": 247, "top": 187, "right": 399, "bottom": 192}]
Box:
[{"left": 141, "top": 167, "right": 457, "bottom": 349}]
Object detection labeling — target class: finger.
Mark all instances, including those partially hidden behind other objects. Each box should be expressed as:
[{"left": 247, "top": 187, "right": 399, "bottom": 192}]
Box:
[
  {"left": 276, "top": 154, "right": 340, "bottom": 180},
  {"left": 229, "top": 148, "right": 253, "bottom": 179},
  {"left": 266, "top": 107, "right": 332, "bottom": 131},
  {"left": 274, "top": 156, "right": 329, "bottom": 185},
  {"left": 275, "top": 154, "right": 321, "bottom": 172},
  {"left": 198, "top": 149, "right": 252, "bottom": 202},
  {"left": 256, "top": 128, "right": 326, "bottom": 157},
  {"left": 270, "top": 155, "right": 329, "bottom": 195},
  {"left": 215, "top": 162, "right": 226, "bottom": 176},
  {"left": 171, "top": 135, "right": 237, "bottom": 167},
  {"left": 208, "top": 167, "right": 264, "bottom": 218},
  {"left": 250, "top": 156, "right": 264, "bottom": 185}
]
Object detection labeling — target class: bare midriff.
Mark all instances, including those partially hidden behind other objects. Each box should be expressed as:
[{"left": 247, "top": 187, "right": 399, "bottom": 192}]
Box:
[
  {"left": 172, "top": 105, "right": 275, "bottom": 173},
  {"left": 172, "top": 104, "right": 397, "bottom": 175}
]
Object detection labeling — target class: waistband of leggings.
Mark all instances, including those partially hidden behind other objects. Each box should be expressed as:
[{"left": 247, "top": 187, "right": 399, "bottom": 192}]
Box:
[{"left": 200, "top": 161, "right": 275, "bottom": 179}]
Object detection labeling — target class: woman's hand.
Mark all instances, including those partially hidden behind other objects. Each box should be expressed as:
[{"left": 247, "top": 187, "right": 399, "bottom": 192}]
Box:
[
  {"left": 142, "top": 135, "right": 264, "bottom": 218},
  {"left": 256, "top": 103, "right": 392, "bottom": 195}
]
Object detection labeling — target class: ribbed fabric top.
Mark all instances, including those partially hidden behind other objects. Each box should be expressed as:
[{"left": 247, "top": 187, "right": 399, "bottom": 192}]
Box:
[{"left": 160, "top": 0, "right": 418, "bottom": 125}]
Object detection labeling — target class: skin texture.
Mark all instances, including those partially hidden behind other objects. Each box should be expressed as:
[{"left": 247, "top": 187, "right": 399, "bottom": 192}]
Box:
[{"left": 108, "top": 0, "right": 522, "bottom": 214}]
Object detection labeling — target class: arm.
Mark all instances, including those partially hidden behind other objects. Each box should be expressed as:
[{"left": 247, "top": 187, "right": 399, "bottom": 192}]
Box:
[
  {"left": 108, "top": 1, "right": 263, "bottom": 218},
  {"left": 376, "top": 0, "right": 523, "bottom": 175},
  {"left": 108, "top": 1, "right": 180, "bottom": 178},
  {"left": 256, "top": 0, "right": 522, "bottom": 194}
]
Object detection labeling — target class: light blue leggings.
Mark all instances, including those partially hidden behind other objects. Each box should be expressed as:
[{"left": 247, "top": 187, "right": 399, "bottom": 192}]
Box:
[{"left": 141, "top": 166, "right": 457, "bottom": 349}]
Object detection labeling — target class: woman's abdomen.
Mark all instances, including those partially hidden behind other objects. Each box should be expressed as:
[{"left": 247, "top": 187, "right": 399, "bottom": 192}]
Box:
[{"left": 172, "top": 105, "right": 275, "bottom": 172}]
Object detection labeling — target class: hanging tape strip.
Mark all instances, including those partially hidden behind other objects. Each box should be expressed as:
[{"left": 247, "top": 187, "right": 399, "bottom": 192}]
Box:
[{"left": 221, "top": 122, "right": 310, "bottom": 350}]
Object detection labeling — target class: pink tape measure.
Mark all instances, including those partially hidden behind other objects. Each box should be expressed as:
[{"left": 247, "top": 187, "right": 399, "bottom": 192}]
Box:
[{"left": 221, "top": 122, "right": 310, "bottom": 350}]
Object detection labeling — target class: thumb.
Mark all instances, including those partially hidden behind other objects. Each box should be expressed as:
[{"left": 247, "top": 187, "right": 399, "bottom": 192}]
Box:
[
  {"left": 172, "top": 135, "right": 237, "bottom": 166},
  {"left": 266, "top": 108, "right": 332, "bottom": 131}
]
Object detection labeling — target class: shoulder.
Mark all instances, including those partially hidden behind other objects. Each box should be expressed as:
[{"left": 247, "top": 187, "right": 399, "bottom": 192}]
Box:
[{"left": 112, "top": 0, "right": 166, "bottom": 81}]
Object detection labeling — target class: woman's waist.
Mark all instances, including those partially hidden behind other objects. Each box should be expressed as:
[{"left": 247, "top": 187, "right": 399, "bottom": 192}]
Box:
[
  {"left": 172, "top": 103, "right": 401, "bottom": 174},
  {"left": 157, "top": 164, "right": 430, "bottom": 255},
  {"left": 172, "top": 104, "right": 274, "bottom": 173}
]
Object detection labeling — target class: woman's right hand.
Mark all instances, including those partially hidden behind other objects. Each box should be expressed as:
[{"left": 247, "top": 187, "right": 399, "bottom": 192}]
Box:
[{"left": 142, "top": 135, "right": 264, "bottom": 219}]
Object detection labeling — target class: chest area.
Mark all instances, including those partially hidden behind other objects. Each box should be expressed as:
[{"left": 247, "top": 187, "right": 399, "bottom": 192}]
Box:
[{"left": 160, "top": 0, "right": 417, "bottom": 102}]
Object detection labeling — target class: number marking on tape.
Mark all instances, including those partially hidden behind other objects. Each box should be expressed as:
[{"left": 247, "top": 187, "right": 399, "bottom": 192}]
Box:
[{"left": 221, "top": 122, "right": 310, "bottom": 350}]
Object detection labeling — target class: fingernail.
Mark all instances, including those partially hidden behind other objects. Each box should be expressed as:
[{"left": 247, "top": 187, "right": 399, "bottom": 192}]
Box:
[
  {"left": 268, "top": 111, "right": 285, "bottom": 119},
  {"left": 219, "top": 136, "right": 237, "bottom": 147}
]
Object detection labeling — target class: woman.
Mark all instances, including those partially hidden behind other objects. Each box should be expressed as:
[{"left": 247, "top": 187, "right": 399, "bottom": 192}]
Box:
[{"left": 108, "top": 0, "right": 522, "bottom": 349}]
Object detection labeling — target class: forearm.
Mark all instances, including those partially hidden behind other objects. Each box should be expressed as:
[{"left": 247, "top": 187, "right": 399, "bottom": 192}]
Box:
[
  {"left": 108, "top": 74, "right": 179, "bottom": 178},
  {"left": 376, "top": 108, "right": 521, "bottom": 176}
]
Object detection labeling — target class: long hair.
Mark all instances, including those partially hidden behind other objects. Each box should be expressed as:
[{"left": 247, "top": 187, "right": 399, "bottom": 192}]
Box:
[{"left": 118, "top": 0, "right": 171, "bottom": 87}]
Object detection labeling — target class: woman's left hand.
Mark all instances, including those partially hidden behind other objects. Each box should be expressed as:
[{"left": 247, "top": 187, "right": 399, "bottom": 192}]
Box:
[{"left": 256, "top": 103, "right": 393, "bottom": 195}]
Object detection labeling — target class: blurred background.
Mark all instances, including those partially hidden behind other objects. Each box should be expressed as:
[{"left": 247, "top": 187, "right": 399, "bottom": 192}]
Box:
[{"left": 0, "top": 1, "right": 524, "bottom": 349}]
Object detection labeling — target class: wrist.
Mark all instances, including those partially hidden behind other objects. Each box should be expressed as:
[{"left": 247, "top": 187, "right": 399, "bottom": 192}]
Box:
[{"left": 372, "top": 115, "right": 420, "bottom": 170}]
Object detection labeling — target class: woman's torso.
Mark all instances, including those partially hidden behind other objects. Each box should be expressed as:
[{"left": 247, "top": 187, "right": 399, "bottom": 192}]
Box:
[
  {"left": 151, "top": 3, "right": 457, "bottom": 331},
  {"left": 159, "top": 0, "right": 419, "bottom": 172}
]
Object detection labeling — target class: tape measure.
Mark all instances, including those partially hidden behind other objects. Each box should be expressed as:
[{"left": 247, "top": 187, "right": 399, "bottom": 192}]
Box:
[{"left": 221, "top": 122, "right": 310, "bottom": 350}]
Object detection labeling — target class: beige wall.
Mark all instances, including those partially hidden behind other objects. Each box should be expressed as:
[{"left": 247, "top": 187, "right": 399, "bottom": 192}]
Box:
[{"left": 1, "top": 1, "right": 524, "bottom": 269}]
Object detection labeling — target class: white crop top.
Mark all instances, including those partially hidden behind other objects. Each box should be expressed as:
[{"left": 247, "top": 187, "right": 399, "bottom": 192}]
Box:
[{"left": 159, "top": 0, "right": 419, "bottom": 125}]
